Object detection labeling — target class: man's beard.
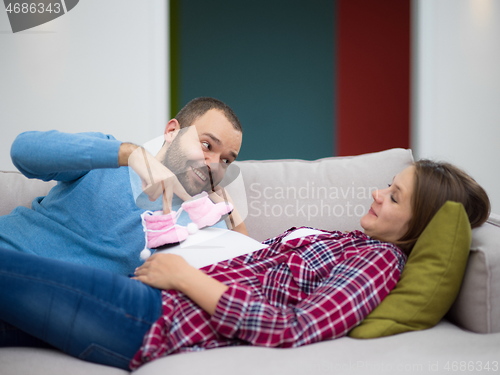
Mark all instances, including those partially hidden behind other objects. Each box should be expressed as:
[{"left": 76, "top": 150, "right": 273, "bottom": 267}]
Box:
[{"left": 161, "top": 133, "right": 214, "bottom": 196}]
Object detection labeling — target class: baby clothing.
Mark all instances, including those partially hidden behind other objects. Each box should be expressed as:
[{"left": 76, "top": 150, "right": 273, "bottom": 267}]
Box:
[{"left": 141, "top": 192, "right": 234, "bottom": 252}]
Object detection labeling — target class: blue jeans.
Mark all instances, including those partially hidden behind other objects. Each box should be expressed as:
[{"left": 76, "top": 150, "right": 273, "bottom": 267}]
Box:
[{"left": 0, "top": 248, "right": 162, "bottom": 370}]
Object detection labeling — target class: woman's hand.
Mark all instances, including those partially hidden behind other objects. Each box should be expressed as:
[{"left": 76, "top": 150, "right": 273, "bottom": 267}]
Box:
[
  {"left": 133, "top": 253, "right": 229, "bottom": 315},
  {"left": 133, "top": 253, "right": 193, "bottom": 290}
]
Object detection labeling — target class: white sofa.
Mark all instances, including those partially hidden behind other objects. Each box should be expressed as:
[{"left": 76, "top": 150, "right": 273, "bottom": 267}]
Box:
[{"left": 1, "top": 148, "right": 499, "bottom": 375}]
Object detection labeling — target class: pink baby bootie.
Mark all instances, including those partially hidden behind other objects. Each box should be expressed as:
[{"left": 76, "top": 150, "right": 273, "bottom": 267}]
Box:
[
  {"left": 141, "top": 211, "right": 189, "bottom": 251},
  {"left": 181, "top": 192, "right": 233, "bottom": 229}
]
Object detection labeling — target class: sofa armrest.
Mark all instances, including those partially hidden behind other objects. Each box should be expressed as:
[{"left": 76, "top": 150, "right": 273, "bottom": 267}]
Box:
[{"left": 447, "top": 213, "right": 500, "bottom": 333}]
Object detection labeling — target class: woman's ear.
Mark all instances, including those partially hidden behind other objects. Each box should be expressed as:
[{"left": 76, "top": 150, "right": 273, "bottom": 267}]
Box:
[{"left": 164, "top": 119, "right": 181, "bottom": 144}]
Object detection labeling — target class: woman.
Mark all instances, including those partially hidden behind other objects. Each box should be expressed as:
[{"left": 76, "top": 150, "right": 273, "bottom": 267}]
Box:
[{"left": 0, "top": 160, "right": 490, "bottom": 370}]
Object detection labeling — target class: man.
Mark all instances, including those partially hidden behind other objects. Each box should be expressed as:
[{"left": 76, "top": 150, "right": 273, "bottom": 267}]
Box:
[{"left": 0, "top": 97, "right": 244, "bottom": 276}]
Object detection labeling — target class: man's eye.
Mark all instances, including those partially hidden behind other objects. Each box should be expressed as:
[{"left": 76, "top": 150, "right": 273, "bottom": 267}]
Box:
[
  {"left": 222, "top": 159, "right": 230, "bottom": 165},
  {"left": 201, "top": 141, "right": 210, "bottom": 150}
]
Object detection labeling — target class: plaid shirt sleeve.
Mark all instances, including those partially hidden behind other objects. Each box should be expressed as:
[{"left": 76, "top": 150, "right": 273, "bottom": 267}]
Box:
[{"left": 209, "top": 244, "right": 402, "bottom": 348}]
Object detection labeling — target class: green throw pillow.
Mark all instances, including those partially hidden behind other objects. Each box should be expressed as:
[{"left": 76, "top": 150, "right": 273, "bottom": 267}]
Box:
[{"left": 348, "top": 201, "right": 471, "bottom": 338}]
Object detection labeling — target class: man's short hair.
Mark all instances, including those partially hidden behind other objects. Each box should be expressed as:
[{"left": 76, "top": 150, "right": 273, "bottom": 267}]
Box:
[{"left": 175, "top": 97, "right": 242, "bottom": 132}]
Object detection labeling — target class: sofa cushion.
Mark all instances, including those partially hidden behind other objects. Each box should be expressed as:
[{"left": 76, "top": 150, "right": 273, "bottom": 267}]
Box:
[
  {"left": 131, "top": 321, "right": 500, "bottom": 375},
  {"left": 349, "top": 201, "right": 471, "bottom": 338},
  {"left": 447, "top": 213, "right": 500, "bottom": 333},
  {"left": 0, "top": 347, "right": 127, "bottom": 375},
  {"left": 234, "top": 148, "right": 414, "bottom": 241}
]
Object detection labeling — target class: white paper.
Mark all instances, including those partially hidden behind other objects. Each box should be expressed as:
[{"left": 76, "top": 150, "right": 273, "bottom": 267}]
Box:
[
  {"left": 282, "top": 228, "right": 326, "bottom": 242},
  {"left": 156, "top": 228, "right": 267, "bottom": 268}
]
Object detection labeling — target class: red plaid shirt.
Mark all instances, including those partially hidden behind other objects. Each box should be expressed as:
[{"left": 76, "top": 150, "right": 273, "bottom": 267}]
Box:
[{"left": 130, "top": 228, "right": 406, "bottom": 369}]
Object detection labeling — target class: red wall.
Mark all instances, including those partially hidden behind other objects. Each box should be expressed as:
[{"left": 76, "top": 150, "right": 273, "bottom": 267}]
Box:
[{"left": 336, "top": 0, "right": 410, "bottom": 156}]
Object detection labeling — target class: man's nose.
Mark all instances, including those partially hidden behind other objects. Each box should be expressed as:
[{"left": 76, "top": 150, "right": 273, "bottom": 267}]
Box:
[
  {"left": 204, "top": 150, "right": 215, "bottom": 162},
  {"left": 204, "top": 153, "right": 224, "bottom": 179},
  {"left": 204, "top": 152, "right": 220, "bottom": 169}
]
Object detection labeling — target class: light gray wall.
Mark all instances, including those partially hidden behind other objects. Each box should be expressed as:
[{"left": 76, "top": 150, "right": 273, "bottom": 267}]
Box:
[
  {"left": 0, "top": 0, "right": 168, "bottom": 170},
  {"left": 412, "top": 0, "right": 500, "bottom": 214},
  {"left": 2, "top": 0, "right": 499, "bottom": 214}
]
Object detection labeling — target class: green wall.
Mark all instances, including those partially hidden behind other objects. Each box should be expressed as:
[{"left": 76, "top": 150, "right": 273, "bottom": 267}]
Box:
[{"left": 171, "top": 0, "right": 335, "bottom": 160}]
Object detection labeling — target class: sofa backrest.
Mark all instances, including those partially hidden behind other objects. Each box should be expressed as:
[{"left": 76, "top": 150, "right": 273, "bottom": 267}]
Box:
[
  {"left": 0, "top": 171, "right": 56, "bottom": 215},
  {"left": 234, "top": 148, "right": 414, "bottom": 241}
]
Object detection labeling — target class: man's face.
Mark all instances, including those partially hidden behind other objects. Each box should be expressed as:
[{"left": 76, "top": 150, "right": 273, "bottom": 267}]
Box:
[{"left": 163, "top": 109, "right": 242, "bottom": 196}]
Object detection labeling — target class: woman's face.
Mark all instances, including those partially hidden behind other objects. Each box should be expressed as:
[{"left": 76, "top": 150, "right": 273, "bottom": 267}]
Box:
[{"left": 360, "top": 165, "right": 415, "bottom": 243}]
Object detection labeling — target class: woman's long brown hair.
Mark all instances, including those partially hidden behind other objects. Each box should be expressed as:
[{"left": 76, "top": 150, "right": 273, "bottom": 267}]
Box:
[{"left": 396, "top": 160, "right": 490, "bottom": 254}]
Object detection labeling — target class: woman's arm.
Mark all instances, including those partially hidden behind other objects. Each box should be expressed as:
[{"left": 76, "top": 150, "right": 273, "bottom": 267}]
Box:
[
  {"left": 210, "top": 246, "right": 403, "bottom": 348},
  {"left": 133, "top": 253, "right": 228, "bottom": 315}
]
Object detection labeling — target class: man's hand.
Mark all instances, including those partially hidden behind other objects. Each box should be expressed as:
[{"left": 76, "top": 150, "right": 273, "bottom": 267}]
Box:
[
  {"left": 210, "top": 187, "right": 249, "bottom": 236},
  {"left": 120, "top": 143, "right": 178, "bottom": 203}
]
